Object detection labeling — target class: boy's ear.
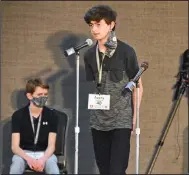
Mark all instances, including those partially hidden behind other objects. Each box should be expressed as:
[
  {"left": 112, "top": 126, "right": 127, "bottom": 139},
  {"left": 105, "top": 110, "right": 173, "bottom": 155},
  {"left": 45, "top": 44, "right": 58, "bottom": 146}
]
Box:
[
  {"left": 110, "top": 21, "right": 116, "bottom": 30},
  {"left": 26, "top": 93, "right": 32, "bottom": 100}
]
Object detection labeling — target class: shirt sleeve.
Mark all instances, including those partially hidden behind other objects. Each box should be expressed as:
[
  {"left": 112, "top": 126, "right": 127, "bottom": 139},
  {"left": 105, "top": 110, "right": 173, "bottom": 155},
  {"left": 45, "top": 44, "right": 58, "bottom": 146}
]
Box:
[
  {"left": 49, "top": 110, "right": 58, "bottom": 133},
  {"left": 84, "top": 52, "right": 95, "bottom": 81},
  {"left": 11, "top": 112, "right": 21, "bottom": 133},
  {"left": 126, "top": 47, "right": 140, "bottom": 80}
]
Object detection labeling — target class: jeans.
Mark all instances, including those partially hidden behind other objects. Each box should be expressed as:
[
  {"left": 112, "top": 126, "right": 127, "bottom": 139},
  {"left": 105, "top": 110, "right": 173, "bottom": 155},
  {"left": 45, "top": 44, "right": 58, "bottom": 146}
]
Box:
[{"left": 9, "top": 150, "right": 60, "bottom": 174}]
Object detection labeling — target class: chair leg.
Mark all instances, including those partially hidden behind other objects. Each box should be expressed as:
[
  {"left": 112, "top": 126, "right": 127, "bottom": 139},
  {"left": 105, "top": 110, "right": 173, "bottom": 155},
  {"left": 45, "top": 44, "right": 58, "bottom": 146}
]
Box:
[{"left": 59, "top": 165, "right": 68, "bottom": 175}]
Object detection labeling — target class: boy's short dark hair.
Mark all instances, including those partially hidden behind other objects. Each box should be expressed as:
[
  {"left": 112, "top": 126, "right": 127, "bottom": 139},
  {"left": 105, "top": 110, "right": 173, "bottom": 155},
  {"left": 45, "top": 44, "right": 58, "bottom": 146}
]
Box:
[
  {"left": 26, "top": 78, "right": 49, "bottom": 94},
  {"left": 84, "top": 5, "right": 117, "bottom": 31}
]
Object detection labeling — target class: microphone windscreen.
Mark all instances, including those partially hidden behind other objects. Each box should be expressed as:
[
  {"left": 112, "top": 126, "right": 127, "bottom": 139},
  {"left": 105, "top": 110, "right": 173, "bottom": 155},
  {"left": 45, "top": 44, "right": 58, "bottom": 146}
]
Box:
[
  {"left": 86, "top": 39, "right": 93, "bottom": 46},
  {"left": 141, "top": 61, "right": 149, "bottom": 70}
]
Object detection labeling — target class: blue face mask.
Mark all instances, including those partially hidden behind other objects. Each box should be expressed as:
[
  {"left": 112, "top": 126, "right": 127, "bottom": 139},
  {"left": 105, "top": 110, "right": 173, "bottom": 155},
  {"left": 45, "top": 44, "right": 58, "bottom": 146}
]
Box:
[{"left": 31, "top": 96, "right": 48, "bottom": 108}]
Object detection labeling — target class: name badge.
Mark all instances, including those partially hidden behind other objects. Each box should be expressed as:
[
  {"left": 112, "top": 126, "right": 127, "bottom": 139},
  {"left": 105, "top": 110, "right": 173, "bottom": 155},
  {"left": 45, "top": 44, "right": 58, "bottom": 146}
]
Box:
[
  {"left": 34, "top": 152, "right": 44, "bottom": 159},
  {"left": 26, "top": 151, "right": 44, "bottom": 159},
  {"left": 88, "top": 94, "right": 110, "bottom": 110}
]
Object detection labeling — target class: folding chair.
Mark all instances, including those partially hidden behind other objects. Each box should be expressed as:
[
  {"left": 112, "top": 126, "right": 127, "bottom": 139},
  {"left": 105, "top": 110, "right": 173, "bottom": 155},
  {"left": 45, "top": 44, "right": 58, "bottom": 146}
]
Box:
[{"left": 53, "top": 109, "right": 69, "bottom": 175}]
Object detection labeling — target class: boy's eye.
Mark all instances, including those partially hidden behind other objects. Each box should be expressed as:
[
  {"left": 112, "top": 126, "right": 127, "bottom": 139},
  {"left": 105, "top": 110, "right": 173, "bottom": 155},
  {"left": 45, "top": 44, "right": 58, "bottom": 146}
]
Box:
[{"left": 89, "top": 24, "right": 93, "bottom": 27}]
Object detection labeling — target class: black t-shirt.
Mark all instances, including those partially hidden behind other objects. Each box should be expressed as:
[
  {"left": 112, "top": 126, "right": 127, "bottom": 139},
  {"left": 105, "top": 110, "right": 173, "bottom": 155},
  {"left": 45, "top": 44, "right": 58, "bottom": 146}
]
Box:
[
  {"left": 11, "top": 105, "right": 58, "bottom": 151},
  {"left": 84, "top": 39, "right": 139, "bottom": 82},
  {"left": 33, "top": 116, "right": 39, "bottom": 136}
]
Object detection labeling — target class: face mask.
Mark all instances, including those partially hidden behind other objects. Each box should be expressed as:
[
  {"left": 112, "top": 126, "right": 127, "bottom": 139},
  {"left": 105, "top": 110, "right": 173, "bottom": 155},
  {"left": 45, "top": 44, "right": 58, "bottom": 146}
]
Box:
[
  {"left": 31, "top": 96, "right": 48, "bottom": 108},
  {"left": 104, "top": 31, "right": 117, "bottom": 57},
  {"left": 104, "top": 31, "right": 117, "bottom": 49}
]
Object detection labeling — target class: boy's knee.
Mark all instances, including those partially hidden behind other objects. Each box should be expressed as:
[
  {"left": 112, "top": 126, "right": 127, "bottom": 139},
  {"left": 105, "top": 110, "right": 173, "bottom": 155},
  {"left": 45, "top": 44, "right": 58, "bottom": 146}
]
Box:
[
  {"left": 46, "top": 154, "right": 57, "bottom": 165},
  {"left": 9, "top": 155, "right": 26, "bottom": 174},
  {"left": 45, "top": 155, "right": 59, "bottom": 174},
  {"left": 13, "top": 155, "right": 25, "bottom": 164}
]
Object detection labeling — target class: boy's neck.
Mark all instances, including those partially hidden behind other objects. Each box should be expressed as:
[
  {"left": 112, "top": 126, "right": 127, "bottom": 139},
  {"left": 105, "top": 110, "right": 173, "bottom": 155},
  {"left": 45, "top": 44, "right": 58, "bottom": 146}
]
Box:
[
  {"left": 98, "top": 41, "right": 106, "bottom": 53},
  {"left": 97, "top": 34, "right": 109, "bottom": 53},
  {"left": 29, "top": 103, "right": 43, "bottom": 117}
]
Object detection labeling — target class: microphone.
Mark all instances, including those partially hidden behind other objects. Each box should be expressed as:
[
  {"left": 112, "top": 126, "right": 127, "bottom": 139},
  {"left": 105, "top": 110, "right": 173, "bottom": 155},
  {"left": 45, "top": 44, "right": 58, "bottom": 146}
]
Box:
[
  {"left": 122, "top": 61, "right": 149, "bottom": 94},
  {"left": 64, "top": 39, "right": 93, "bottom": 57}
]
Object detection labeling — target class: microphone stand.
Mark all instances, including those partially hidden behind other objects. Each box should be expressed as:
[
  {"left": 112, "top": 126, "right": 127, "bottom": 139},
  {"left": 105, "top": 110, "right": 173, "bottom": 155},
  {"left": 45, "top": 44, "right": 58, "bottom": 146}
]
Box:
[
  {"left": 135, "top": 80, "right": 140, "bottom": 174},
  {"left": 74, "top": 51, "right": 80, "bottom": 174}
]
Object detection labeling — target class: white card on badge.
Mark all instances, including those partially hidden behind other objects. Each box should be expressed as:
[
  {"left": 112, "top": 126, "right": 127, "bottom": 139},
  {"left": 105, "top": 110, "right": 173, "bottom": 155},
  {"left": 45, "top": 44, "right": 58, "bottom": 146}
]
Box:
[{"left": 88, "top": 94, "right": 110, "bottom": 110}]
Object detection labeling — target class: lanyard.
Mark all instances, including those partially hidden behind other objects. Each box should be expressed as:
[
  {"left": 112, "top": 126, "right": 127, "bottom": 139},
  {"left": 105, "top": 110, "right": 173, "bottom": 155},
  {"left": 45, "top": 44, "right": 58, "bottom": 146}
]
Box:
[
  {"left": 96, "top": 44, "right": 106, "bottom": 85},
  {"left": 29, "top": 108, "right": 42, "bottom": 145}
]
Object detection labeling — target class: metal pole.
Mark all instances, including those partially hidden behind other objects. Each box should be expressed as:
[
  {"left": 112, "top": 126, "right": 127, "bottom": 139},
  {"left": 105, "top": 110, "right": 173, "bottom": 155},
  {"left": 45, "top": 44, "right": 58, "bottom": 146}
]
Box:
[
  {"left": 136, "top": 81, "right": 140, "bottom": 174},
  {"left": 74, "top": 52, "right": 80, "bottom": 174}
]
